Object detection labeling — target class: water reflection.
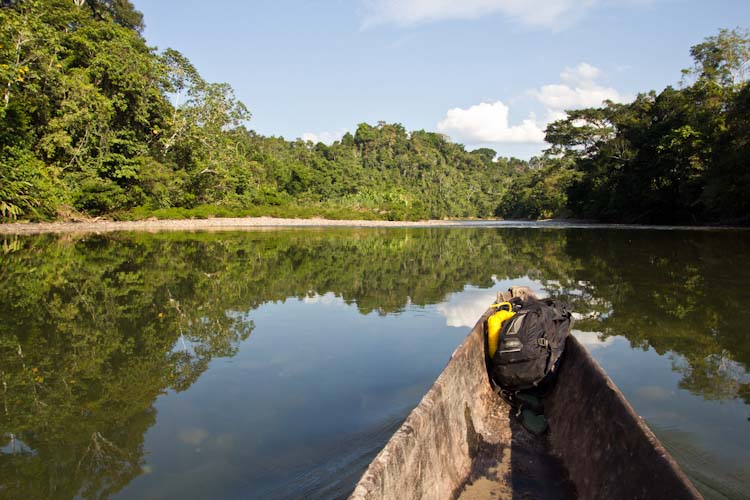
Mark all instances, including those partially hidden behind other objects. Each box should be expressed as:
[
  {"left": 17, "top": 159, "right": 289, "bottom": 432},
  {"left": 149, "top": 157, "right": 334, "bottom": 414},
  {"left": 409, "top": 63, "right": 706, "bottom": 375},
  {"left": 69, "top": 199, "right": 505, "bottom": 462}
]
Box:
[
  {"left": 552, "top": 229, "right": 750, "bottom": 406},
  {"left": 0, "top": 227, "right": 748, "bottom": 499}
]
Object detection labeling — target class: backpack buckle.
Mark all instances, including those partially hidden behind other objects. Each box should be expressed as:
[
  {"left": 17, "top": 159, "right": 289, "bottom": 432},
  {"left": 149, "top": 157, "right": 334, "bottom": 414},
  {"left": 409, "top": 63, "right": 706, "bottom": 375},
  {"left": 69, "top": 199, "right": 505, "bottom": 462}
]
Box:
[{"left": 537, "top": 338, "right": 549, "bottom": 348}]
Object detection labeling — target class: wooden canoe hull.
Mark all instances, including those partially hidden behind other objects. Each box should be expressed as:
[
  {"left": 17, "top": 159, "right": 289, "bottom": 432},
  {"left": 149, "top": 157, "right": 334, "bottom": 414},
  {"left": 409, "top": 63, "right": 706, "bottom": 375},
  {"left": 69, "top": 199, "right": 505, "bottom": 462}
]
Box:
[{"left": 349, "top": 308, "right": 701, "bottom": 500}]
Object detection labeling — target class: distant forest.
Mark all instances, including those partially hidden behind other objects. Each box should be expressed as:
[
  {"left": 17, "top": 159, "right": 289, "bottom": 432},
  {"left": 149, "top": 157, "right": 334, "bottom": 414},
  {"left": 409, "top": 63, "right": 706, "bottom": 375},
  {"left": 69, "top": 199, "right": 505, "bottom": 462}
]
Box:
[{"left": 1, "top": 1, "right": 748, "bottom": 224}]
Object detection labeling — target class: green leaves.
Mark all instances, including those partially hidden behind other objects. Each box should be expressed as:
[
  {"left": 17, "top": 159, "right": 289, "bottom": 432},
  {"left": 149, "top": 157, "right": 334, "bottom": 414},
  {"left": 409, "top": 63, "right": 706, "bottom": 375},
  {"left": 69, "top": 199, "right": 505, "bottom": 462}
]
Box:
[
  {"left": 0, "top": 0, "right": 521, "bottom": 221},
  {"left": 685, "top": 28, "right": 750, "bottom": 87},
  {"left": 0, "top": 146, "right": 63, "bottom": 220},
  {"left": 523, "top": 28, "right": 750, "bottom": 224},
  {"left": 2, "top": 2, "right": 746, "bottom": 225},
  {"left": 1, "top": 0, "right": 170, "bottom": 218}
]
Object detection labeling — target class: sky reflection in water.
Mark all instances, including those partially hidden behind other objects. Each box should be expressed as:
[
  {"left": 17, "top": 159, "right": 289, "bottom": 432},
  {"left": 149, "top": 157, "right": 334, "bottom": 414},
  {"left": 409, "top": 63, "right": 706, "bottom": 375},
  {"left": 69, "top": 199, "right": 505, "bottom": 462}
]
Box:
[{"left": 0, "top": 227, "right": 748, "bottom": 500}]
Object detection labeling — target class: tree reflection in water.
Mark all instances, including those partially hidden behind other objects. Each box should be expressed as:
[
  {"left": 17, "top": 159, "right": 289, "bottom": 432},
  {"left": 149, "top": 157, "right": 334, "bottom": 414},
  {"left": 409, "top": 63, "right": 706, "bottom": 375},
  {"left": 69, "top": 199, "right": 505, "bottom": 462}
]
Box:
[{"left": 0, "top": 227, "right": 748, "bottom": 499}]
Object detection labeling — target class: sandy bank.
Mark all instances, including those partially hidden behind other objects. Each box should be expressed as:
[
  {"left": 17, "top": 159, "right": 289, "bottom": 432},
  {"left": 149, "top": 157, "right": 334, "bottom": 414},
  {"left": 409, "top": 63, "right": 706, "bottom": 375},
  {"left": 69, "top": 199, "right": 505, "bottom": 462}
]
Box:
[{"left": 0, "top": 217, "right": 478, "bottom": 234}]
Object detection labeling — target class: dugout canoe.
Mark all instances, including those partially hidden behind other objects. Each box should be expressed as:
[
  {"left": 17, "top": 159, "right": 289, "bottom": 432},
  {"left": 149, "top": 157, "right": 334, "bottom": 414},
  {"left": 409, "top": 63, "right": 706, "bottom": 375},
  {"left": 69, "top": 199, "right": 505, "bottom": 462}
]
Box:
[{"left": 349, "top": 290, "right": 702, "bottom": 500}]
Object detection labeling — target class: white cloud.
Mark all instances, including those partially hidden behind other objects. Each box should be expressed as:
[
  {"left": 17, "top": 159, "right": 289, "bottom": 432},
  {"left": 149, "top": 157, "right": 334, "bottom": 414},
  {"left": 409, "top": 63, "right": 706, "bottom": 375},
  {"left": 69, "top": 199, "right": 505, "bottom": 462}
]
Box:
[
  {"left": 362, "top": 0, "right": 597, "bottom": 30},
  {"left": 561, "top": 62, "right": 601, "bottom": 85},
  {"left": 437, "top": 101, "right": 546, "bottom": 144},
  {"left": 544, "top": 108, "right": 569, "bottom": 124},
  {"left": 301, "top": 292, "right": 345, "bottom": 306},
  {"left": 572, "top": 330, "right": 616, "bottom": 350},
  {"left": 436, "top": 278, "right": 542, "bottom": 327},
  {"left": 435, "top": 62, "right": 629, "bottom": 149},
  {"left": 535, "top": 83, "right": 624, "bottom": 110},
  {"left": 437, "top": 289, "right": 498, "bottom": 328},
  {"left": 533, "top": 62, "right": 628, "bottom": 110},
  {"left": 301, "top": 130, "right": 346, "bottom": 145}
]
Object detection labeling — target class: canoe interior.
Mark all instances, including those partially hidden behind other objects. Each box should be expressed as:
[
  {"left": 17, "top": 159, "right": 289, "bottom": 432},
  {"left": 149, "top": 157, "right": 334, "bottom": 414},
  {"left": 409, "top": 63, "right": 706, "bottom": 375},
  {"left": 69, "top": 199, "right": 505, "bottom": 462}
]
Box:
[{"left": 349, "top": 307, "right": 702, "bottom": 500}]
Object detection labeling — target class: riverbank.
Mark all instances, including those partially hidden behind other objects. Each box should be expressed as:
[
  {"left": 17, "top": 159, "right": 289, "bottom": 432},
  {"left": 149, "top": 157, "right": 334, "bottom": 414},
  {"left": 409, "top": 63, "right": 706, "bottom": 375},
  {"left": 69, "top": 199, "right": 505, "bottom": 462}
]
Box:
[
  {"left": 2, "top": 217, "right": 748, "bottom": 235},
  {"left": 0, "top": 217, "right": 481, "bottom": 234}
]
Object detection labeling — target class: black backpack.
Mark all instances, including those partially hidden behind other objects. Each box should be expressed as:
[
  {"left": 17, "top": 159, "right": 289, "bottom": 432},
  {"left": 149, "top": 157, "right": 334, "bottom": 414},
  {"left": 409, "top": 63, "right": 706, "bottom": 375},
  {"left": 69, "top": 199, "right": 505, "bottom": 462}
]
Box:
[{"left": 489, "top": 297, "right": 572, "bottom": 392}]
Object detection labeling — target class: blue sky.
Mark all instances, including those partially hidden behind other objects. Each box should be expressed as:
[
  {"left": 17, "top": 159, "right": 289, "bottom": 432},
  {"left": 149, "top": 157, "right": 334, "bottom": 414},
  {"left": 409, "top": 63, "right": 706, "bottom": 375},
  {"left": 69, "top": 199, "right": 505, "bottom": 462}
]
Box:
[{"left": 135, "top": 0, "right": 749, "bottom": 158}]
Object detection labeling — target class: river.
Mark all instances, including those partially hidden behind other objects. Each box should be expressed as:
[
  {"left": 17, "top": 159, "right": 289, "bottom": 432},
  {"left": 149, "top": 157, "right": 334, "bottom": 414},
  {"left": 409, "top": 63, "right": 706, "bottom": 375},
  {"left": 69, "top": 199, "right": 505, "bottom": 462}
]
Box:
[{"left": 0, "top": 224, "right": 748, "bottom": 499}]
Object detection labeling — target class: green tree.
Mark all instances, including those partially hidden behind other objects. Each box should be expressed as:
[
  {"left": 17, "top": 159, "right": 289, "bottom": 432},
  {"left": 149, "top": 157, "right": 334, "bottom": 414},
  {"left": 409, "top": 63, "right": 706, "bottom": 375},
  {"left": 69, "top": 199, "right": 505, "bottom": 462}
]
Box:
[
  {"left": 684, "top": 27, "right": 750, "bottom": 87},
  {"left": 535, "top": 28, "right": 750, "bottom": 224}
]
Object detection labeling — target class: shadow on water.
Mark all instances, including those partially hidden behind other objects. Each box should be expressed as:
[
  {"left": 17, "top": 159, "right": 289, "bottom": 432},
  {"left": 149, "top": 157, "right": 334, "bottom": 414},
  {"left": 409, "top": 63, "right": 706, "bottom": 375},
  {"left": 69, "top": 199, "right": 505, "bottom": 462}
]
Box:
[
  {"left": 655, "top": 427, "right": 748, "bottom": 500},
  {"left": 254, "top": 414, "right": 405, "bottom": 500}
]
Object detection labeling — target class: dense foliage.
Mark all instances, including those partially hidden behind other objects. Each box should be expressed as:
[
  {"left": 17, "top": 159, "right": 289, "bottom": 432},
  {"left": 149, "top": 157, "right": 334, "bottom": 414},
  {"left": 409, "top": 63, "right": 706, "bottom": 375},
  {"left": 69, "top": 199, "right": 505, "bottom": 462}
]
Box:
[
  {"left": 500, "top": 29, "right": 750, "bottom": 225},
  {"left": 0, "top": 0, "right": 526, "bottom": 222},
  {"left": 1, "top": 1, "right": 748, "bottom": 224}
]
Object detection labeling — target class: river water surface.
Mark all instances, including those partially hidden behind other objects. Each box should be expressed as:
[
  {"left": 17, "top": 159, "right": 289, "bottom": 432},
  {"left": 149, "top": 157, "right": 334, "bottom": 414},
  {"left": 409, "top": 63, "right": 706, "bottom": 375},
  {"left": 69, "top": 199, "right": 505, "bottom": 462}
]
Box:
[{"left": 1, "top": 225, "right": 748, "bottom": 499}]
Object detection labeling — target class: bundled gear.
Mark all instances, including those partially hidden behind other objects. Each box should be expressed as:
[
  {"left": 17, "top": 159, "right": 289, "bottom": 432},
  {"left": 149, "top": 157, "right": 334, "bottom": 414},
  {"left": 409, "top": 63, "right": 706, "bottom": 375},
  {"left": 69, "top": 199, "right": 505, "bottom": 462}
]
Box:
[
  {"left": 485, "top": 290, "right": 573, "bottom": 434},
  {"left": 486, "top": 302, "right": 516, "bottom": 358},
  {"left": 487, "top": 296, "right": 572, "bottom": 391}
]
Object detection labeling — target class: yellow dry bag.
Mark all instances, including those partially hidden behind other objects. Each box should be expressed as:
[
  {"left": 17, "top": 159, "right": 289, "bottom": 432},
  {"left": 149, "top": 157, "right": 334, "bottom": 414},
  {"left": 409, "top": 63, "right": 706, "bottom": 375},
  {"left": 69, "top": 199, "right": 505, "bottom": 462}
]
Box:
[{"left": 487, "top": 302, "right": 516, "bottom": 358}]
